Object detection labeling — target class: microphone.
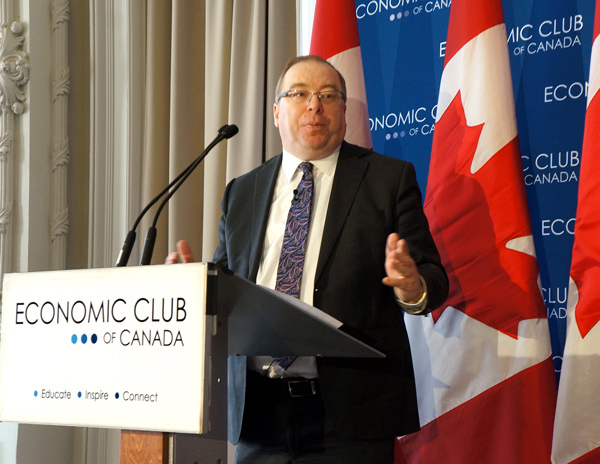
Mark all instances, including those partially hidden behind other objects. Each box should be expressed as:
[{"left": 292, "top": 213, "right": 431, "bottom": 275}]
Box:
[
  {"left": 138, "top": 124, "right": 239, "bottom": 265},
  {"left": 115, "top": 124, "right": 239, "bottom": 267}
]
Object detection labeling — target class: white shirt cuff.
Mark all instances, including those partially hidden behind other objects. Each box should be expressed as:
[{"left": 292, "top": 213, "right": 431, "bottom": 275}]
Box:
[{"left": 394, "top": 276, "right": 428, "bottom": 315}]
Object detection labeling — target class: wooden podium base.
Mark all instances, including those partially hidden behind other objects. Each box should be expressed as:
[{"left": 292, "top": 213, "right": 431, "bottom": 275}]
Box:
[
  {"left": 120, "top": 430, "right": 229, "bottom": 463},
  {"left": 120, "top": 430, "right": 168, "bottom": 464}
]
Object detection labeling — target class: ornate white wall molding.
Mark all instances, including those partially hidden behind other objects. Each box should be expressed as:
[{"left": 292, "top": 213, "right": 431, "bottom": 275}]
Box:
[
  {"left": 50, "top": 0, "right": 70, "bottom": 270},
  {"left": 0, "top": 3, "right": 31, "bottom": 461},
  {"left": 0, "top": 16, "right": 30, "bottom": 282},
  {"left": 0, "top": 21, "right": 29, "bottom": 113}
]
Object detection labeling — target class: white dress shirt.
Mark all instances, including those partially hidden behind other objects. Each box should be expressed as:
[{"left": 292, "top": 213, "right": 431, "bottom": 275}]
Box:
[{"left": 249, "top": 148, "right": 339, "bottom": 378}]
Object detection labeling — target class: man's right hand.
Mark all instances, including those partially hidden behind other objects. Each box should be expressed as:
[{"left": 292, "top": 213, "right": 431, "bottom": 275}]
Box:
[{"left": 165, "top": 240, "right": 195, "bottom": 264}]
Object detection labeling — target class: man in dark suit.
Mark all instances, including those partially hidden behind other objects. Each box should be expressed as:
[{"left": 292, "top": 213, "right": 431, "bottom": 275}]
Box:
[{"left": 169, "top": 55, "right": 448, "bottom": 463}]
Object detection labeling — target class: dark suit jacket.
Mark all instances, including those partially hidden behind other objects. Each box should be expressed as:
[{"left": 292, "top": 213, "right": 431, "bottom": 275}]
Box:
[{"left": 213, "top": 141, "right": 448, "bottom": 443}]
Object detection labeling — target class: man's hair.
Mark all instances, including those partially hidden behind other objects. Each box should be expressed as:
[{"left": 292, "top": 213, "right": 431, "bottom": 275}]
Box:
[{"left": 274, "top": 55, "right": 347, "bottom": 102}]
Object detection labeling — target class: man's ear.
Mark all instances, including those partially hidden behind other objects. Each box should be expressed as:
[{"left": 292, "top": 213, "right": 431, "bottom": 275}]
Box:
[{"left": 273, "top": 103, "right": 280, "bottom": 128}]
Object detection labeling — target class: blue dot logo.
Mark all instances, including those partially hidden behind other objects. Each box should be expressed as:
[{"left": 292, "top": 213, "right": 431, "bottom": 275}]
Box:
[
  {"left": 71, "top": 334, "right": 78, "bottom": 344},
  {"left": 78, "top": 392, "right": 82, "bottom": 398},
  {"left": 115, "top": 392, "right": 120, "bottom": 399},
  {"left": 34, "top": 390, "right": 38, "bottom": 397},
  {"left": 91, "top": 334, "right": 98, "bottom": 344},
  {"left": 81, "top": 334, "right": 88, "bottom": 344}
]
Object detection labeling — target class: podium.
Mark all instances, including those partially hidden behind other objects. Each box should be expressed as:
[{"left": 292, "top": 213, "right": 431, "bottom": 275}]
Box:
[{"left": 0, "top": 263, "right": 383, "bottom": 463}]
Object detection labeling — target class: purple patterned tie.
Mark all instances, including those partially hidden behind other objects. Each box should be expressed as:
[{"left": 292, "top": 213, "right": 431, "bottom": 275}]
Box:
[{"left": 273, "top": 162, "right": 314, "bottom": 369}]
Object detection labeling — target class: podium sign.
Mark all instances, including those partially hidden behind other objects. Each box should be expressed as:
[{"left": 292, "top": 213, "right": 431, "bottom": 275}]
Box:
[{"left": 0, "top": 263, "right": 211, "bottom": 433}]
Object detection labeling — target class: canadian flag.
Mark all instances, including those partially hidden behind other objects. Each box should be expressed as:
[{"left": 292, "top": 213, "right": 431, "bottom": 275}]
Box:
[
  {"left": 551, "top": 2, "right": 600, "bottom": 463},
  {"left": 310, "top": 0, "right": 372, "bottom": 149},
  {"left": 397, "top": 1, "right": 557, "bottom": 462}
]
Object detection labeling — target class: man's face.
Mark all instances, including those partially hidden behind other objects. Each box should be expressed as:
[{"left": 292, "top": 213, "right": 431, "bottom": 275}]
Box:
[{"left": 274, "top": 60, "right": 347, "bottom": 161}]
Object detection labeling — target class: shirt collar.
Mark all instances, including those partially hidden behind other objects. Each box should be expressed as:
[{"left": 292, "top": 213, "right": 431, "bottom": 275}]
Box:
[{"left": 281, "top": 146, "right": 340, "bottom": 181}]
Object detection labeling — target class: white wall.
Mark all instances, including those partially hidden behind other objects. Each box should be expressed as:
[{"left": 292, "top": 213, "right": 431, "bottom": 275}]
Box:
[{"left": 0, "top": 423, "right": 18, "bottom": 463}]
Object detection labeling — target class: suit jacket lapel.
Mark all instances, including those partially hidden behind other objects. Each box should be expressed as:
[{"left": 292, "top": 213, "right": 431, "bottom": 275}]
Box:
[
  {"left": 316, "top": 143, "right": 369, "bottom": 283},
  {"left": 248, "top": 155, "right": 282, "bottom": 280}
]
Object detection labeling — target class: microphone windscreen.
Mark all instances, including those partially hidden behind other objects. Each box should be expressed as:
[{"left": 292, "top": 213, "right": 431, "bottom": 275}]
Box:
[{"left": 221, "top": 124, "right": 239, "bottom": 139}]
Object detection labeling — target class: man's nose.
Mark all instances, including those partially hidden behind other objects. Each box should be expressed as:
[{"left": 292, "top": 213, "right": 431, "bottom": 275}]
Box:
[{"left": 306, "top": 94, "right": 324, "bottom": 112}]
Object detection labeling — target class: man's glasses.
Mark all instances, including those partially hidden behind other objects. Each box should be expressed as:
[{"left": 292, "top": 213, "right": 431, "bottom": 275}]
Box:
[{"left": 276, "top": 89, "right": 346, "bottom": 105}]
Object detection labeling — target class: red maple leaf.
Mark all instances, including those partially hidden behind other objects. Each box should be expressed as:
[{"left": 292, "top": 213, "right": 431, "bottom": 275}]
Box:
[{"left": 424, "top": 92, "right": 546, "bottom": 338}]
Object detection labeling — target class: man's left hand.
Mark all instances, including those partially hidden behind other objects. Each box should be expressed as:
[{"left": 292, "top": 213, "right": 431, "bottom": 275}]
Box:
[{"left": 382, "top": 233, "right": 425, "bottom": 303}]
